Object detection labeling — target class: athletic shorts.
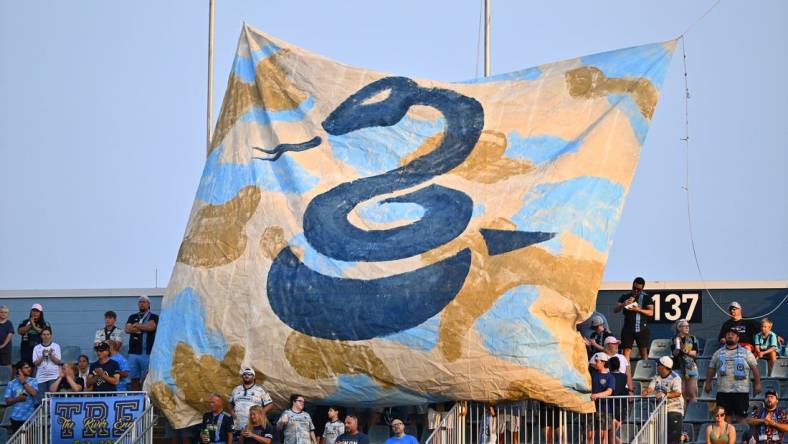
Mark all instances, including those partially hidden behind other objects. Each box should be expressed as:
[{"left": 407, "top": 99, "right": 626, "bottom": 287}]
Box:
[
  {"left": 620, "top": 327, "right": 650, "bottom": 350},
  {"left": 128, "top": 353, "right": 150, "bottom": 380},
  {"left": 667, "top": 412, "right": 683, "bottom": 444},
  {"left": 715, "top": 392, "right": 749, "bottom": 419}
]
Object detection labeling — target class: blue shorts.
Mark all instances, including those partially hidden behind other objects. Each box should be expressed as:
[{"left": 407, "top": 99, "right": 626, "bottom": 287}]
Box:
[{"left": 128, "top": 353, "right": 150, "bottom": 380}]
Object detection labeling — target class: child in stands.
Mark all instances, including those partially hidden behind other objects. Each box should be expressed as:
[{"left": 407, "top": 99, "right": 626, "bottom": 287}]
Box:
[{"left": 754, "top": 318, "right": 779, "bottom": 376}]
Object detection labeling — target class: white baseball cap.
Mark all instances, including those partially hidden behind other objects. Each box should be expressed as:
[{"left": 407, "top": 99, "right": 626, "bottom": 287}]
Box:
[
  {"left": 589, "top": 352, "right": 610, "bottom": 364},
  {"left": 658, "top": 356, "right": 674, "bottom": 369}
]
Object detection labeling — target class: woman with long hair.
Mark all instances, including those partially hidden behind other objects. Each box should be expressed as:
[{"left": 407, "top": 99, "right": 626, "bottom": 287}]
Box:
[
  {"left": 17, "top": 303, "right": 51, "bottom": 366},
  {"left": 705, "top": 406, "right": 735, "bottom": 444},
  {"left": 671, "top": 319, "right": 699, "bottom": 407},
  {"left": 31, "top": 327, "right": 61, "bottom": 402},
  {"left": 242, "top": 405, "right": 273, "bottom": 443},
  {"left": 76, "top": 354, "right": 91, "bottom": 390}
]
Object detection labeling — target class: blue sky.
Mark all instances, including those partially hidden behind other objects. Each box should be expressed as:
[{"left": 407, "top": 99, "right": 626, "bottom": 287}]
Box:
[{"left": 0, "top": 1, "right": 785, "bottom": 289}]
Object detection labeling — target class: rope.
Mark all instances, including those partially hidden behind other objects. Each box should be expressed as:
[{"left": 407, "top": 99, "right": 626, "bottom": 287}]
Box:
[
  {"left": 678, "top": 36, "right": 788, "bottom": 320},
  {"left": 474, "top": 0, "right": 484, "bottom": 78},
  {"left": 679, "top": 0, "right": 723, "bottom": 38}
]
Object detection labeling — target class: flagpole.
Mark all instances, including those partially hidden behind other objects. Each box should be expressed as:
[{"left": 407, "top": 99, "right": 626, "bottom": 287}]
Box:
[
  {"left": 207, "top": 0, "right": 215, "bottom": 157},
  {"left": 484, "top": 0, "right": 491, "bottom": 76}
]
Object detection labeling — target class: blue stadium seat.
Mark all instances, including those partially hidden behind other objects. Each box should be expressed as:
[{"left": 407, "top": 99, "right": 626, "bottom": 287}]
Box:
[
  {"left": 633, "top": 360, "right": 657, "bottom": 382},
  {"left": 753, "top": 379, "right": 780, "bottom": 400},
  {"left": 682, "top": 422, "right": 695, "bottom": 443},
  {"left": 757, "top": 359, "right": 768, "bottom": 377},
  {"left": 696, "top": 358, "right": 712, "bottom": 380},
  {"left": 648, "top": 339, "right": 672, "bottom": 360},
  {"left": 0, "top": 366, "right": 10, "bottom": 381},
  {"left": 684, "top": 402, "right": 712, "bottom": 424},
  {"left": 702, "top": 340, "right": 721, "bottom": 358},
  {"left": 61, "top": 345, "right": 82, "bottom": 363}
]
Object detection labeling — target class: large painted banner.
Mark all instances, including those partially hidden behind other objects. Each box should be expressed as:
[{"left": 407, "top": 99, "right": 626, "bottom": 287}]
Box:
[
  {"left": 50, "top": 394, "right": 145, "bottom": 443},
  {"left": 148, "top": 25, "right": 675, "bottom": 426}
]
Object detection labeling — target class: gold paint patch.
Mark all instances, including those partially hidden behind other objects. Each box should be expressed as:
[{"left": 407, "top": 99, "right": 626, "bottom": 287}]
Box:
[
  {"left": 284, "top": 331, "right": 395, "bottom": 387},
  {"left": 150, "top": 381, "right": 178, "bottom": 417},
  {"left": 565, "top": 66, "right": 658, "bottom": 119},
  {"left": 400, "top": 130, "right": 534, "bottom": 184},
  {"left": 177, "top": 186, "right": 261, "bottom": 268},
  {"left": 425, "top": 233, "right": 603, "bottom": 362},
  {"left": 211, "top": 75, "right": 262, "bottom": 153},
  {"left": 170, "top": 342, "right": 246, "bottom": 413},
  {"left": 260, "top": 226, "right": 288, "bottom": 259}
]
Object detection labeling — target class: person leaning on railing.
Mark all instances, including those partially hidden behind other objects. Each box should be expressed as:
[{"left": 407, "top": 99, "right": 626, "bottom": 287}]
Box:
[{"left": 643, "top": 356, "right": 684, "bottom": 444}]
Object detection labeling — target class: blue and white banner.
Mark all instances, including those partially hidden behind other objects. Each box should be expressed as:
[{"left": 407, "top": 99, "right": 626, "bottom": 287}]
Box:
[{"left": 50, "top": 394, "right": 145, "bottom": 444}]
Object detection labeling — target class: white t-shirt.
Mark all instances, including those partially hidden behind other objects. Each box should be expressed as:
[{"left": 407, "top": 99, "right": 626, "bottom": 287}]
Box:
[
  {"left": 32, "top": 342, "right": 62, "bottom": 381},
  {"left": 229, "top": 383, "right": 273, "bottom": 429}
]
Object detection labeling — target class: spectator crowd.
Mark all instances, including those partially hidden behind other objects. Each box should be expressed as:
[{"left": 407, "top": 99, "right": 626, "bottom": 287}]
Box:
[{"left": 2, "top": 278, "right": 788, "bottom": 444}]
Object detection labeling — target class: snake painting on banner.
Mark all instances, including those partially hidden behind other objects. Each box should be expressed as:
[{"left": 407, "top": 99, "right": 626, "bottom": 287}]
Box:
[{"left": 148, "top": 24, "right": 676, "bottom": 427}]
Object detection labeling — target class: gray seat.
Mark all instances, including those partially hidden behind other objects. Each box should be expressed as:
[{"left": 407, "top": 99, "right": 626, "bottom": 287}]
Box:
[
  {"left": 696, "top": 358, "right": 712, "bottom": 380},
  {"left": 684, "top": 402, "right": 712, "bottom": 424},
  {"left": 770, "top": 358, "right": 788, "bottom": 379},
  {"left": 60, "top": 345, "right": 82, "bottom": 363},
  {"left": 681, "top": 422, "right": 695, "bottom": 443},
  {"left": 648, "top": 338, "right": 672, "bottom": 360},
  {"left": 633, "top": 359, "right": 657, "bottom": 382},
  {"left": 698, "top": 380, "right": 718, "bottom": 402},
  {"left": 618, "top": 422, "right": 640, "bottom": 443}
]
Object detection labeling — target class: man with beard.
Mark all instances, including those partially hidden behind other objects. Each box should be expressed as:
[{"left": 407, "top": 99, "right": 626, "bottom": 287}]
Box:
[
  {"left": 705, "top": 328, "right": 761, "bottom": 423},
  {"left": 747, "top": 390, "right": 788, "bottom": 444},
  {"left": 717, "top": 302, "right": 760, "bottom": 352},
  {"left": 125, "top": 295, "right": 158, "bottom": 390},
  {"left": 613, "top": 277, "right": 653, "bottom": 361},
  {"left": 230, "top": 367, "right": 273, "bottom": 436},
  {"left": 3, "top": 361, "right": 38, "bottom": 434}
]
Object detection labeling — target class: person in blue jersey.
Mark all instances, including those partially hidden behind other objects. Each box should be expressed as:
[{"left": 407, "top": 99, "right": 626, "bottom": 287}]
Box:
[
  {"left": 3, "top": 361, "right": 38, "bottom": 435},
  {"left": 614, "top": 277, "right": 653, "bottom": 361},
  {"left": 277, "top": 393, "right": 317, "bottom": 444},
  {"left": 754, "top": 318, "right": 780, "bottom": 376},
  {"left": 108, "top": 339, "right": 130, "bottom": 391},
  {"left": 643, "top": 356, "right": 684, "bottom": 444},
  {"left": 384, "top": 418, "right": 418, "bottom": 444},
  {"left": 587, "top": 352, "right": 615, "bottom": 444},
  {"left": 335, "top": 415, "right": 369, "bottom": 444}
]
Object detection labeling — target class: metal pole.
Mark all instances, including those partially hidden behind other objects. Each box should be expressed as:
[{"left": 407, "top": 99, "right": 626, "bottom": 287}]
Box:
[
  {"left": 484, "top": 0, "right": 491, "bottom": 76},
  {"left": 207, "top": 0, "right": 215, "bottom": 156}
]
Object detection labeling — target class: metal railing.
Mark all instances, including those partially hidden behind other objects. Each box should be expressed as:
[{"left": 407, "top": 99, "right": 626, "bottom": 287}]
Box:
[
  {"left": 425, "top": 396, "right": 664, "bottom": 444},
  {"left": 114, "top": 403, "right": 157, "bottom": 444},
  {"left": 5, "top": 391, "right": 151, "bottom": 444},
  {"left": 630, "top": 397, "right": 667, "bottom": 444}
]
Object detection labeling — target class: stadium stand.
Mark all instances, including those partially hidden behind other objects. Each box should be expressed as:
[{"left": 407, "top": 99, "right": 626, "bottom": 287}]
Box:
[{"left": 647, "top": 338, "right": 672, "bottom": 360}]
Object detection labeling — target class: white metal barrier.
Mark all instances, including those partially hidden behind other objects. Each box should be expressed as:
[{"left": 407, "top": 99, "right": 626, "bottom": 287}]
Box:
[
  {"left": 425, "top": 396, "right": 665, "bottom": 444},
  {"left": 4, "top": 391, "right": 151, "bottom": 444}
]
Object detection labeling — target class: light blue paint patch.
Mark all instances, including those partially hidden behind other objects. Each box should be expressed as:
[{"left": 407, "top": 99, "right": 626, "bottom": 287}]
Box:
[
  {"left": 239, "top": 96, "right": 315, "bottom": 124},
  {"left": 539, "top": 236, "right": 563, "bottom": 255},
  {"left": 381, "top": 313, "right": 440, "bottom": 352},
  {"left": 472, "top": 203, "right": 486, "bottom": 219},
  {"left": 195, "top": 144, "right": 319, "bottom": 204},
  {"left": 288, "top": 233, "right": 354, "bottom": 277},
  {"left": 460, "top": 66, "right": 542, "bottom": 84},
  {"left": 328, "top": 116, "right": 445, "bottom": 177},
  {"left": 357, "top": 200, "right": 425, "bottom": 224},
  {"left": 475, "top": 285, "right": 588, "bottom": 391},
  {"left": 323, "top": 374, "right": 446, "bottom": 407},
  {"left": 232, "top": 44, "right": 281, "bottom": 83},
  {"left": 580, "top": 42, "right": 674, "bottom": 88},
  {"left": 505, "top": 133, "right": 580, "bottom": 164},
  {"left": 608, "top": 94, "right": 649, "bottom": 144},
  {"left": 149, "top": 288, "right": 227, "bottom": 386},
  {"left": 512, "top": 176, "right": 625, "bottom": 252}
]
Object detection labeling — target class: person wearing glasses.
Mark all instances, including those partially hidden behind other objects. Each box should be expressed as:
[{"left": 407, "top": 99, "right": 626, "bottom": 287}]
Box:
[
  {"left": 705, "top": 406, "right": 735, "bottom": 444},
  {"left": 87, "top": 341, "right": 120, "bottom": 391},
  {"left": 277, "top": 394, "right": 317, "bottom": 444},
  {"left": 717, "top": 302, "right": 759, "bottom": 353},
  {"left": 385, "top": 418, "right": 418, "bottom": 444},
  {"left": 3, "top": 361, "right": 38, "bottom": 434},
  {"left": 613, "top": 277, "right": 654, "bottom": 361}
]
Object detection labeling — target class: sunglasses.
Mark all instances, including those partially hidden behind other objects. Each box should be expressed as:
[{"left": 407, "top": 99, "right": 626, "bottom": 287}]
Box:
[{"left": 715, "top": 413, "right": 726, "bottom": 417}]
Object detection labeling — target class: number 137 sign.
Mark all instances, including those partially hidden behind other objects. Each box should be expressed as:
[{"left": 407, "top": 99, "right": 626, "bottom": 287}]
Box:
[{"left": 650, "top": 291, "right": 702, "bottom": 323}]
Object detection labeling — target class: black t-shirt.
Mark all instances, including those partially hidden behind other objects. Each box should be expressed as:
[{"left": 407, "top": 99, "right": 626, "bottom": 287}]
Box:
[
  {"left": 126, "top": 311, "right": 159, "bottom": 355},
  {"left": 718, "top": 318, "right": 760, "bottom": 344},
  {"left": 55, "top": 376, "right": 85, "bottom": 392},
  {"left": 617, "top": 291, "right": 652, "bottom": 329},
  {"left": 201, "top": 411, "right": 233, "bottom": 443},
  {"left": 248, "top": 423, "right": 274, "bottom": 441},
  {"left": 0, "top": 320, "right": 14, "bottom": 353},
  {"left": 336, "top": 432, "right": 370, "bottom": 444},
  {"left": 89, "top": 359, "right": 120, "bottom": 392},
  {"left": 18, "top": 319, "right": 51, "bottom": 347}
]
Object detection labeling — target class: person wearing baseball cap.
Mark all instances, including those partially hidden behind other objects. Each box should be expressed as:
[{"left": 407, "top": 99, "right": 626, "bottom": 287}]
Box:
[
  {"left": 17, "top": 303, "right": 51, "bottom": 366},
  {"left": 587, "top": 352, "right": 615, "bottom": 444},
  {"left": 705, "top": 327, "right": 762, "bottom": 424},
  {"left": 717, "top": 301, "right": 760, "bottom": 353},
  {"left": 229, "top": 366, "right": 273, "bottom": 435},
  {"left": 125, "top": 295, "right": 158, "bottom": 391},
  {"left": 584, "top": 315, "right": 612, "bottom": 357},
  {"left": 603, "top": 336, "right": 634, "bottom": 394},
  {"left": 747, "top": 389, "right": 788, "bottom": 443},
  {"left": 644, "top": 356, "right": 684, "bottom": 444}
]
